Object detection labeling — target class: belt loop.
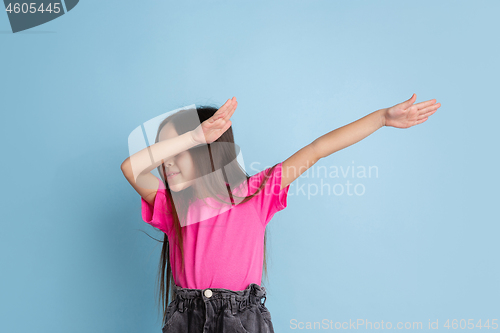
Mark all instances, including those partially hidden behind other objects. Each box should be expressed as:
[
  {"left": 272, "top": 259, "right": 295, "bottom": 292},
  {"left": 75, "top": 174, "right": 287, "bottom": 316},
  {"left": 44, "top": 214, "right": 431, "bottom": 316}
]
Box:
[
  {"left": 231, "top": 295, "right": 237, "bottom": 315},
  {"left": 178, "top": 298, "right": 184, "bottom": 313}
]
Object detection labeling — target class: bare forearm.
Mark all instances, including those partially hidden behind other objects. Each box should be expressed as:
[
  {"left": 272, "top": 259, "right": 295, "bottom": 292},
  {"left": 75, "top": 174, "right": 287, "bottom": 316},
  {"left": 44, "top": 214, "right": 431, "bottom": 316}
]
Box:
[
  {"left": 121, "top": 131, "right": 198, "bottom": 181},
  {"left": 311, "top": 109, "right": 386, "bottom": 159}
]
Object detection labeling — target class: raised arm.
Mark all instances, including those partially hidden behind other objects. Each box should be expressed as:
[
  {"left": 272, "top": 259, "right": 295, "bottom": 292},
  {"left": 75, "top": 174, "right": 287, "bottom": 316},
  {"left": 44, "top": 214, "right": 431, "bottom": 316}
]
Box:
[{"left": 280, "top": 94, "right": 441, "bottom": 190}]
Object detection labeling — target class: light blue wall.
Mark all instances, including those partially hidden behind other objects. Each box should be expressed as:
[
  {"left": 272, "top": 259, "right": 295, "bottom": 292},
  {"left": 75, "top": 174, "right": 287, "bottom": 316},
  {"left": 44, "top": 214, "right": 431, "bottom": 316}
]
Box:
[{"left": 1, "top": 0, "right": 498, "bottom": 332}]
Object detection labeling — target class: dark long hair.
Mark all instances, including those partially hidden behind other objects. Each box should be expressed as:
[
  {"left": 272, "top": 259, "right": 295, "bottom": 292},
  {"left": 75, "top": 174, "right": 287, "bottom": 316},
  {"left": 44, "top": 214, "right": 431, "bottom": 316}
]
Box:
[{"left": 147, "top": 105, "right": 278, "bottom": 326}]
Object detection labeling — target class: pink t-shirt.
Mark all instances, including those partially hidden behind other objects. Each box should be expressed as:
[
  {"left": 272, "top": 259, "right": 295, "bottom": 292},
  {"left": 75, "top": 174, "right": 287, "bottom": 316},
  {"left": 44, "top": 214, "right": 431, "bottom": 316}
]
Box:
[{"left": 141, "top": 162, "right": 290, "bottom": 290}]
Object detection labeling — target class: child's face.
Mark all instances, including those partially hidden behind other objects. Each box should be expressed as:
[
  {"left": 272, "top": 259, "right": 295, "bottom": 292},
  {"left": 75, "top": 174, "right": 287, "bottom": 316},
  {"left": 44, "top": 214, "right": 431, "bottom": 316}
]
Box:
[{"left": 158, "top": 122, "right": 197, "bottom": 193}]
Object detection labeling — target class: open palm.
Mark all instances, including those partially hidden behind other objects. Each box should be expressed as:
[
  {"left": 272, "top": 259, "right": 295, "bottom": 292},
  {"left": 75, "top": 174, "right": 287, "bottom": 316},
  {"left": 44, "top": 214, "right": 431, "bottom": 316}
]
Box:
[
  {"left": 384, "top": 94, "right": 441, "bottom": 128},
  {"left": 191, "top": 97, "right": 238, "bottom": 144}
]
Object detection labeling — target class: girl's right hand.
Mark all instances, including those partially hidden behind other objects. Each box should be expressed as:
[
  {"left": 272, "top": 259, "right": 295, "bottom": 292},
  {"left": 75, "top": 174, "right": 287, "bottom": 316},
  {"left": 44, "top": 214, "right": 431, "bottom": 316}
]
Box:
[{"left": 190, "top": 97, "right": 238, "bottom": 145}]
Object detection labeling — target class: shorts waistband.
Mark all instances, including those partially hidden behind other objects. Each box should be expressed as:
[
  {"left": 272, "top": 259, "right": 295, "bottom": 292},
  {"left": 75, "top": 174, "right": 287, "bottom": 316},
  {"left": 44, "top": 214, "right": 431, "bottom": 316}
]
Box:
[
  {"left": 170, "top": 283, "right": 268, "bottom": 316},
  {"left": 173, "top": 283, "right": 266, "bottom": 301},
  {"left": 173, "top": 283, "right": 267, "bottom": 304}
]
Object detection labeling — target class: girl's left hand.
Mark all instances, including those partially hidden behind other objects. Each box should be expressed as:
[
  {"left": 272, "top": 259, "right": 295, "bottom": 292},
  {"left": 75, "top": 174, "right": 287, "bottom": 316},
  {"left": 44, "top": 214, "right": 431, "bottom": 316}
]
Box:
[{"left": 383, "top": 94, "right": 441, "bottom": 128}]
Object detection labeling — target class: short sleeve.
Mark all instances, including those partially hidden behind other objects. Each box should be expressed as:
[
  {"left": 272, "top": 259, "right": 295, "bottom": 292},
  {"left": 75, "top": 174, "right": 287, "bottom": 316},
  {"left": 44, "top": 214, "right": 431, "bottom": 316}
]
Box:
[
  {"left": 249, "top": 162, "right": 290, "bottom": 227},
  {"left": 141, "top": 177, "right": 174, "bottom": 234}
]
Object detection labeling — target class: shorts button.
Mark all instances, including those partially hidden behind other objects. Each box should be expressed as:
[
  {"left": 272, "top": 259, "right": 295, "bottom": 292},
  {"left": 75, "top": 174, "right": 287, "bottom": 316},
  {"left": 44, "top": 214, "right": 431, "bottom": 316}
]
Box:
[{"left": 204, "top": 289, "right": 213, "bottom": 298}]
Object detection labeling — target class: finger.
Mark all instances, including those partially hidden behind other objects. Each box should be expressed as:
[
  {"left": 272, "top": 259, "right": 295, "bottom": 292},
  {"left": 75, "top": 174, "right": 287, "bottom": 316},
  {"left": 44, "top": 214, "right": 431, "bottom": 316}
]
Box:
[
  {"left": 210, "top": 102, "right": 231, "bottom": 123},
  {"left": 415, "top": 99, "right": 437, "bottom": 109},
  {"left": 419, "top": 104, "right": 438, "bottom": 113},
  {"left": 415, "top": 117, "right": 428, "bottom": 125},
  {"left": 208, "top": 117, "right": 226, "bottom": 126},
  {"left": 219, "top": 99, "right": 232, "bottom": 114},
  {"left": 220, "top": 97, "right": 237, "bottom": 117},
  {"left": 209, "top": 115, "right": 219, "bottom": 123},
  {"left": 418, "top": 104, "right": 439, "bottom": 116},
  {"left": 215, "top": 117, "right": 229, "bottom": 128},
  {"left": 220, "top": 119, "right": 232, "bottom": 133},
  {"left": 217, "top": 99, "right": 237, "bottom": 123},
  {"left": 402, "top": 93, "right": 417, "bottom": 108},
  {"left": 418, "top": 109, "right": 437, "bottom": 120},
  {"left": 215, "top": 98, "right": 233, "bottom": 117},
  {"left": 224, "top": 100, "right": 238, "bottom": 120}
]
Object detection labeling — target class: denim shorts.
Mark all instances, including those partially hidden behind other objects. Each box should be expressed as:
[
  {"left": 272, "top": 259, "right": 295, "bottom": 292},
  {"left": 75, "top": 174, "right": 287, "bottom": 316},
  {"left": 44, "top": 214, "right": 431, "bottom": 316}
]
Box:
[{"left": 161, "top": 283, "right": 274, "bottom": 333}]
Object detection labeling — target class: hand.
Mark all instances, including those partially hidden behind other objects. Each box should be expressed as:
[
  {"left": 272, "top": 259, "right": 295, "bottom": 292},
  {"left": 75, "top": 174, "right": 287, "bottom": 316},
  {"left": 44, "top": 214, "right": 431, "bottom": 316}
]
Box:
[
  {"left": 383, "top": 94, "right": 441, "bottom": 128},
  {"left": 191, "top": 97, "right": 238, "bottom": 145}
]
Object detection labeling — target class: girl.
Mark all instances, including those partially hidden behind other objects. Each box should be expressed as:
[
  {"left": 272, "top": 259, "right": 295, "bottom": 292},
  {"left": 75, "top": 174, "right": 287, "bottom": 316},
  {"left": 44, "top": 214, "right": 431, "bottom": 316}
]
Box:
[{"left": 121, "top": 94, "right": 440, "bottom": 333}]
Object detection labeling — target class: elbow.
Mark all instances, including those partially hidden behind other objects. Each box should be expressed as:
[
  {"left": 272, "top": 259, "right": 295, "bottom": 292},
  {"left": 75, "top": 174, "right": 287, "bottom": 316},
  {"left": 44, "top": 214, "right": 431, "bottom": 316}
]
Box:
[{"left": 121, "top": 158, "right": 131, "bottom": 175}]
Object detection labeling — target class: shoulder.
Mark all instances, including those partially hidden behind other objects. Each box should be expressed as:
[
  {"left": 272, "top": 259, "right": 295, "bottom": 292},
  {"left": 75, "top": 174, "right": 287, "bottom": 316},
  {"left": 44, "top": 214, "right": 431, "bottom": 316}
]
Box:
[{"left": 236, "top": 162, "right": 283, "bottom": 195}]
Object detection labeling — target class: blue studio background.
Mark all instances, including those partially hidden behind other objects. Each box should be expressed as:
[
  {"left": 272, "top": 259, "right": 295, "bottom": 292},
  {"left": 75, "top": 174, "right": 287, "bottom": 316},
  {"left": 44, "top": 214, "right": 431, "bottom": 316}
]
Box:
[{"left": 1, "top": 1, "right": 499, "bottom": 332}]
